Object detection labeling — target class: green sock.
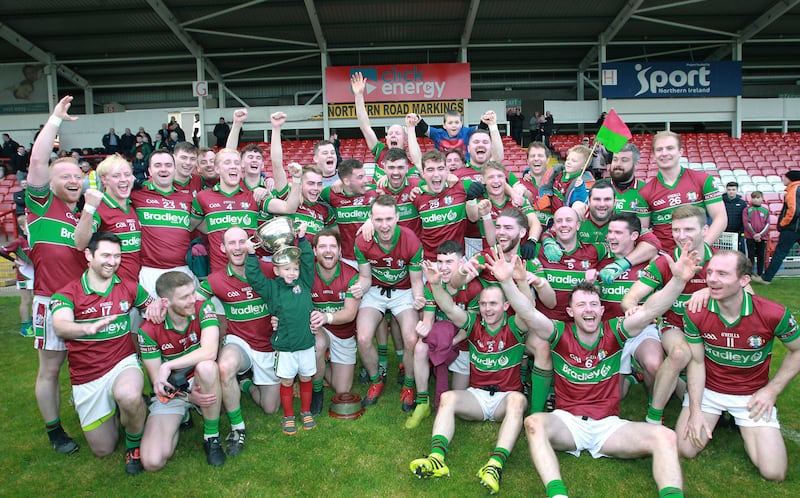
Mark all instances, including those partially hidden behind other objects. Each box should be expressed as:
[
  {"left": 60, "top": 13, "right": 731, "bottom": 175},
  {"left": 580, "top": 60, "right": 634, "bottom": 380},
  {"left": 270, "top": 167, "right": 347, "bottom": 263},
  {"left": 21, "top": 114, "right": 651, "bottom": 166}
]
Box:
[
  {"left": 545, "top": 479, "right": 568, "bottom": 498},
  {"left": 530, "top": 367, "right": 554, "bottom": 414},
  {"left": 125, "top": 429, "right": 143, "bottom": 450},
  {"left": 45, "top": 418, "right": 62, "bottom": 433},
  {"left": 203, "top": 417, "right": 220, "bottom": 440},
  {"left": 370, "top": 373, "right": 381, "bottom": 384},
  {"left": 377, "top": 345, "right": 388, "bottom": 367},
  {"left": 488, "top": 447, "right": 510, "bottom": 468},
  {"left": 396, "top": 349, "right": 404, "bottom": 365},
  {"left": 646, "top": 405, "right": 664, "bottom": 424},
  {"left": 312, "top": 379, "right": 324, "bottom": 393},
  {"left": 415, "top": 391, "right": 429, "bottom": 405},
  {"left": 240, "top": 379, "right": 254, "bottom": 395},
  {"left": 430, "top": 434, "right": 449, "bottom": 459},
  {"left": 659, "top": 486, "right": 684, "bottom": 498},
  {"left": 403, "top": 376, "right": 414, "bottom": 389},
  {"left": 228, "top": 408, "right": 245, "bottom": 431}
]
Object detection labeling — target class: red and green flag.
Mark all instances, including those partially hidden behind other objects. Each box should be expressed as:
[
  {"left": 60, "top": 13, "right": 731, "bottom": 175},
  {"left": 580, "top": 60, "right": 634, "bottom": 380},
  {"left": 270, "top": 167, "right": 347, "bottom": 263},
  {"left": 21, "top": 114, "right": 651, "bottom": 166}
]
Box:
[{"left": 595, "top": 109, "right": 631, "bottom": 153}]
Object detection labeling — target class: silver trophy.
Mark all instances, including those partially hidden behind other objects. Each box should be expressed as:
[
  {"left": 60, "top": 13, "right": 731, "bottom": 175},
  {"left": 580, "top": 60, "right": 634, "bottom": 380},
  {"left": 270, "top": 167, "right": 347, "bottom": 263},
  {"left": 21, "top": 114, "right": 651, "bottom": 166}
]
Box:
[{"left": 250, "top": 216, "right": 302, "bottom": 265}]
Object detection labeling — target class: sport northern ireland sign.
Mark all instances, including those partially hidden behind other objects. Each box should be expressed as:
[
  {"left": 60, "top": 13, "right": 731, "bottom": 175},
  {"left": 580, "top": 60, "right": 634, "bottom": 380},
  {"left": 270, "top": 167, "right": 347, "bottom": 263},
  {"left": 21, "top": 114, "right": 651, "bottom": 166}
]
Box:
[
  {"left": 601, "top": 61, "right": 742, "bottom": 98},
  {"left": 325, "top": 63, "right": 471, "bottom": 103}
]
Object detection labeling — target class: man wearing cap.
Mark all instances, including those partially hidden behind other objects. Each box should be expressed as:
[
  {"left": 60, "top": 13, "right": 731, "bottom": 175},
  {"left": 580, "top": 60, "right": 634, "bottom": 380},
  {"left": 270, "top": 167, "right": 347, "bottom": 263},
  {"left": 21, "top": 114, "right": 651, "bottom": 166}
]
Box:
[{"left": 755, "top": 170, "right": 800, "bottom": 284}]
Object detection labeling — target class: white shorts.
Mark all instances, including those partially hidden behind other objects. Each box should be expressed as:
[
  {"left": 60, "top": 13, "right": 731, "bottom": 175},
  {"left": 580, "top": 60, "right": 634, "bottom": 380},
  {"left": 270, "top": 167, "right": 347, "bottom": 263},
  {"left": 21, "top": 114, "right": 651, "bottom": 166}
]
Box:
[
  {"left": 275, "top": 347, "right": 317, "bottom": 379},
  {"left": 682, "top": 388, "right": 780, "bottom": 429},
  {"left": 465, "top": 387, "right": 511, "bottom": 422},
  {"left": 222, "top": 334, "right": 278, "bottom": 385},
  {"left": 620, "top": 323, "right": 661, "bottom": 374},
  {"left": 551, "top": 409, "right": 630, "bottom": 458},
  {"left": 149, "top": 377, "right": 196, "bottom": 416},
  {"left": 139, "top": 265, "right": 199, "bottom": 298},
  {"left": 360, "top": 286, "right": 414, "bottom": 316},
  {"left": 325, "top": 329, "right": 357, "bottom": 365},
  {"left": 72, "top": 354, "right": 142, "bottom": 431},
  {"left": 448, "top": 350, "right": 470, "bottom": 376},
  {"left": 33, "top": 295, "right": 65, "bottom": 351}
]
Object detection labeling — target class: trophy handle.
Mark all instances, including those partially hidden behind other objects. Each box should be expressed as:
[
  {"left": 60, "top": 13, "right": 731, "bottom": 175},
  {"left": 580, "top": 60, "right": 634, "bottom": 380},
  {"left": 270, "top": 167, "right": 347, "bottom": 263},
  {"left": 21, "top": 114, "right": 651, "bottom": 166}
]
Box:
[{"left": 248, "top": 234, "right": 263, "bottom": 249}]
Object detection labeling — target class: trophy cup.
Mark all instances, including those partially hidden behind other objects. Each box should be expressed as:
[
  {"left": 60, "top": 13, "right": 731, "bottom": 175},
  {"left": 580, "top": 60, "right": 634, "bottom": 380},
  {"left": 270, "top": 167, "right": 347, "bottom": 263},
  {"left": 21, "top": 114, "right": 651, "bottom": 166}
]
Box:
[{"left": 250, "top": 216, "right": 302, "bottom": 265}]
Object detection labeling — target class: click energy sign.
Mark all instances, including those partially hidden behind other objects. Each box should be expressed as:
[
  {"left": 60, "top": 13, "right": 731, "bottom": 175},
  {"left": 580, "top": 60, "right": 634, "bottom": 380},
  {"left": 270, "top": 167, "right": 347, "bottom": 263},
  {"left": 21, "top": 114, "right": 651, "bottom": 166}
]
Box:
[{"left": 325, "top": 63, "right": 471, "bottom": 103}]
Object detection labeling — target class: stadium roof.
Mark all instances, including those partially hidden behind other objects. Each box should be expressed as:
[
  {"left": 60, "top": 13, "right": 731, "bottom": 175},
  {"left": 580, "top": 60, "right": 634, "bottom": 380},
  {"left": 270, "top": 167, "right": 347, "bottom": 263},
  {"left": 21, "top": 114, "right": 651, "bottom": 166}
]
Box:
[{"left": 2, "top": 0, "right": 800, "bottom": 109}]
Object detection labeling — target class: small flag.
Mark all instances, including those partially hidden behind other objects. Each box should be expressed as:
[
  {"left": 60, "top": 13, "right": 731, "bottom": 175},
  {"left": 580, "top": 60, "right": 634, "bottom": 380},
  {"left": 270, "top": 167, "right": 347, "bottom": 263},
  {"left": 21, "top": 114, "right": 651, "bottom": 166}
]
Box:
[{"left": 595, "top": 109, "right": 632, "bottom": 153}]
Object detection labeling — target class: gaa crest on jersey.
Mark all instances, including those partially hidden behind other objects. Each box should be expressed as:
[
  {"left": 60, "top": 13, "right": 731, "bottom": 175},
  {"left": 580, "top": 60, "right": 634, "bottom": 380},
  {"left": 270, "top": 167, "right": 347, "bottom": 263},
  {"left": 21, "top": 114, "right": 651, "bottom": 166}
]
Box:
[
  {"left": 338, "top": 291, "right": 346, "bottom": 300},
  {"left": 189, "top": 332, "right": 198, "bottom": 344},
  {"left": 241, "top": 201, "right": 250, "bottom": 209},
  {"left": 497, "top": 340, "right": 505, "bottom": 351},
  {"left": 292, "top": 285, "right": 302, "bottom": 295},
  {"left": 401, "top": 193, "right": 409, "bottom": 202},
  {"left": 397, "top": 259, "right": 405, "bottom": 269},
  {"left": 598, "top": 349, "right": 607, "bottom": 361},
  {"left": 687, "top": 191, "right": 698, "bottom": 202},
  {"left": 180, "top": 202, "right": 188, "bottom": 210},
  {"left": 581, "top": 260, "right": 590, "bottom": 270},
  {"left": 444, "top": 195, "right": 453, "bottom": 206},
  {"left": 747, "top": 335, "right": 763, "bottom": 349},
  {"left": 120, "top": 300, "right": 130, "bottom": 313}
]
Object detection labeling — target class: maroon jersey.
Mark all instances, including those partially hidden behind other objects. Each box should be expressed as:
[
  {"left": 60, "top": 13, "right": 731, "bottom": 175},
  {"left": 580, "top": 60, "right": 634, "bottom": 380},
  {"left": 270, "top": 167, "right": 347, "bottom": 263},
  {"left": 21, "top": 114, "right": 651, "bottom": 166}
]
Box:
[
  {"left": 131, "top": 182, "right": 194, "bottom": 269},
  {"left": 458, "top": 312, "right": 524, "bottom": 392},
  {"left": 319, "top": 188, "right": 378, "bottom": 260},
  {"left": 198, "top": 262, "right": 275, "bottom": 352},
  {"left": 380, "top": 177, "right": 422, "bottom": 233},
  {"left": 639, "top": 168, "right": 722, "bottom": 252},
  {"left": 291, "top": 200, "right": 336, "bottom": 244},
  {"left": 25, "top": 187, "right": 86, "bottom": 296},
  {"left": 412, "top": 181, "right": 468, "bottom": 260},
  {"left": 640, "top": 244, "right": 713, "bottom": 328},
  {"left": 550, "top": 318, "right": 630, "bottom": 419},
  {"left": 538, "top": 241, "right": 607, "bottom": 321},
  {"left": 139, "top": 300, "right": 218, "bottom": 381},
  {"left": 311, "top": 262, "right": 359, "bottom": 340},
  {"left": 355, "top": 226, "right": 423, "bottom": 289},
  {"left": 173, "top": 173, "right": 205, "bottom": 197},
  {"left": 684, "top": 292, "right": 799, "bottom": 395},
  {"left": 191, "top": 185, "right": 263, "bottom": 273},
  {"left": 90, "top": 194, "right": 142, "bottom": 282},
  {"left": 424, "top": 278, "right": 483, "bottom": 352},
  {"left": 50, "top": 273, "right": 152, "bottom": 384}
]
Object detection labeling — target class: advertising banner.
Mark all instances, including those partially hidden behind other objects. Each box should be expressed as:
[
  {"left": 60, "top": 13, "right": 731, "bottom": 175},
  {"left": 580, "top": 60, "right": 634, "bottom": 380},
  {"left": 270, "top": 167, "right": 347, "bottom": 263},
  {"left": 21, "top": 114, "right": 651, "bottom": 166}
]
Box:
[
  {"left": 327, "top": 100, "right": 463, "bottom": 119},
  {"left": 601, "top": 61, "right": 742, "bottom": 98},
  {"left": 325, "top": 63, "right": 471, "bottom": 103}
]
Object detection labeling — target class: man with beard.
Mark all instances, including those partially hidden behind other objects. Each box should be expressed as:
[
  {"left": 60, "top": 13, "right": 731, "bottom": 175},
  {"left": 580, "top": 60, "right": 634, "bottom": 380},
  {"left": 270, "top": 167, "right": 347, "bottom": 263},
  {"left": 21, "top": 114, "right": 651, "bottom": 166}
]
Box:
[
  {"left": 139, "top": 271, "right": 225, "bottom": 469},
  {"left": 520, "top": 142, "right": 556, "bottom": 229},
  {"left": 51, "top": 232, "right": 158, "bottom": 475},
  {"left": 308, "top": 229, "right": 361, "bottom": 414},
  {"left": 196, "top": 147, "right": 218, "bottom": 189},
  {"left": 492, "top": 247, "right": 694, "bottom": 498},
  {"left": 26, "top": 96, "right": 90, "bottom": 455}
]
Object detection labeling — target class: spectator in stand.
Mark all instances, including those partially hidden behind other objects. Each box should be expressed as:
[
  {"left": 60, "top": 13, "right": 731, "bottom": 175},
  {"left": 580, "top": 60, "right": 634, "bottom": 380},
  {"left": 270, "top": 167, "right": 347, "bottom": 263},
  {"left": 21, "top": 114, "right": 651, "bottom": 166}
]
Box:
[
  {"left": 169, "top": 117, "right": 186, "bottom": 143},
  {"left": 507, "top": 106, "right": 525, "bottom": 146},
  {"left": 132, "top": 151, "right": 148, "bottom": 185},
  {"left": 542, "top": 111, "right": 554, "bottom": 148},
  {"left": 14, "top": 178, "right": 27, "bottom": 217},
  {"left": 192, "top": 114, "right": 201, "bottom": 147},
  {"left": 153, "top": 132, "right": 166, "bottom": 151},
  {"left": 137, "top": 126, "right": 152, "bottom": 143},
  {"left": 529, "top": 111, "right": 544, "bottom": 145},
  {"left": 754, "top": 171, "right": 800, "bottom": 284},
  {"left": 723, "top": 181, "right": 748, "bottom": 252},
  {"left": 158, "top": 123, "right": 170, "bottom": 142},
  {"left": 119, "top": 128, "right": 136, "bottom": 159},
  {"left": 743, "top": 191, "right": 769, "bottom": 279},
  {"left": 101, "top": 128, "right": 121, "bottom": 154},
  {"left": 11, "top": 145, "right": 30, "bottom": 183},
  {"left": 213, "top": 118, "right": 230, "bottom": 148},
  {"left": 2, "top": 133, "right": 20, "bottom": 159},
  {"left": 132, "top": 134, "right": 153, "bottom": 162},
  {"left": 166, "top": 131, "right": 179, "bottom": 152}
]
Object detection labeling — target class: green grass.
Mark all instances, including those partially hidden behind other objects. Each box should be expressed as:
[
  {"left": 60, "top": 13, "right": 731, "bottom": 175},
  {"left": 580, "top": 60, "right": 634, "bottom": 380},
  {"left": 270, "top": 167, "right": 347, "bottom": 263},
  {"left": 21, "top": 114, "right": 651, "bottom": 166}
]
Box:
[{"left": 0, "top": 280, "right": 799, "bottom": 497}]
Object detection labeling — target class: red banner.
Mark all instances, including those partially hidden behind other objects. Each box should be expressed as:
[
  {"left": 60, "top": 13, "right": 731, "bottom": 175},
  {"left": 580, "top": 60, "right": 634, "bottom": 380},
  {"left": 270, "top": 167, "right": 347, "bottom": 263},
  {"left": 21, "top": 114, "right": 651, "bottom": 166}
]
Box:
[{"left": 325, "top": 63, "right": 471, "bottom": 103}]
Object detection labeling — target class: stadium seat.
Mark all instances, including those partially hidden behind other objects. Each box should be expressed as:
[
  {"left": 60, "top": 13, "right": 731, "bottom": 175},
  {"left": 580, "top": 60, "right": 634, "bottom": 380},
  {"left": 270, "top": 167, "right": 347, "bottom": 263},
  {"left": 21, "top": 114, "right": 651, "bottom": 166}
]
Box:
[
  {"left": 733, "top": 168, "right": 749, "bottom": 178},
  {"left": 762, "top": 192, "right": 781, "bottom": 203},
  {"left": 751, "top": 175, "right": 767, "bottom": 184},
  {"left": 755, "top": 183, "right": 774, "bottom": 193},
  {"left": 766, "top": 175, "right": 782, "bottom": 184},
  {"left": 740, "top": 184, "right": 756, "bottom": 194},
  {"left": 769, "top": 203, "right": 783, "bottom": 215}
]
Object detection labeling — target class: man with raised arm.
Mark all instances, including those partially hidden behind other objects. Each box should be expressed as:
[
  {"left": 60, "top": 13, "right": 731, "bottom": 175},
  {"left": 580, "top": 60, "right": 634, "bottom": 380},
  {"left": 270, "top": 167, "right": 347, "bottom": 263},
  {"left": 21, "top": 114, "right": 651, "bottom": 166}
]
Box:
[
  {"left": 26, "top": 95, "right": 87, "bottom": 455},
  {"left": 490, "top": 245, "right": 697, "bottom": 498}
]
